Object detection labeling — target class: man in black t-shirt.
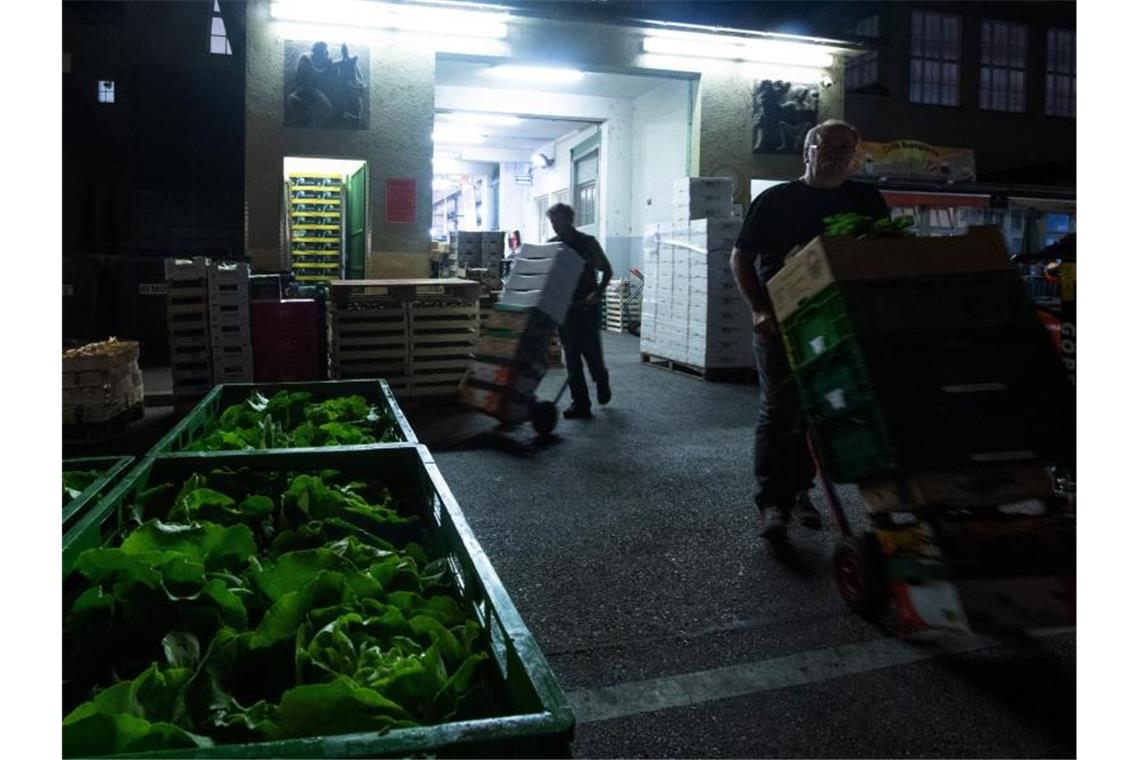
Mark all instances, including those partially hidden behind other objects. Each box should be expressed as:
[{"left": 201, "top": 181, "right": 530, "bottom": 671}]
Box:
[
  {"left": 547, "top": 203, "right": 614, "bottom": 419},
  {"left": 730, "top": 119, "right": 889, "bottom": 540}
]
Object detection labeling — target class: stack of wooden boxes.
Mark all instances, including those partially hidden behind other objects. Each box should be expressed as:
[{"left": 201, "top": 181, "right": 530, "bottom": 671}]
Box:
[
  {"left": 63, "top": 338, "right": 145, "bottom": 438},
  {"left": 328, "top": 279, "right": 481, "bottom": 399}
]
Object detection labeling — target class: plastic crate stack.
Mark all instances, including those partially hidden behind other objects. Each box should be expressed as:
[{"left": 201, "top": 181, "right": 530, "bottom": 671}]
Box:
[
  {"left": 288, "top": 172, "right": 344, "bottom": 283},
  {"left": 768, "top": 226, "right": 1075, "bottom": 633},
  {"left": 165, "top": 257, "right": 214, "bottom": 402},
  {"left": 208, "top": 261, "right": 254, "bottom": 384}
]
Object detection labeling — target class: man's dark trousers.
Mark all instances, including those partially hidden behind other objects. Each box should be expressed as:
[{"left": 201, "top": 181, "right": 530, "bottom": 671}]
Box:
[
  {"left": 559, "top": 302, "right": 609, "bottom": 410},
  {"left": 753, "top": 331, "right": 815, "bottom": 509}
]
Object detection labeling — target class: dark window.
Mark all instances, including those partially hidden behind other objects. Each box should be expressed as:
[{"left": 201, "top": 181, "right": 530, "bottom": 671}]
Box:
[
  {"left": 910, "top": 10, "right": 961, "bottom": 106},
  {"left": 980, "top": 20, "right": 1027, "bottom": 112},
  {"left": 573, "top": 152, "right": 598, "bottom": 227},
  {"left": 846, "top": 15, "right": 879, "bottom": 91},
  {"left": 1045, "top": 28, "right": 1076, "bottom": 118}
]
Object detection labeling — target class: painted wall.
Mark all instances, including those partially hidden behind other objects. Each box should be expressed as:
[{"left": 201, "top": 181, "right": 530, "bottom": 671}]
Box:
[
  {"left": 245, "top": 0, "right": 434, "bottom": 275},
  {"left": 629, "top": 78, "right": 692, "bottom": 270}
]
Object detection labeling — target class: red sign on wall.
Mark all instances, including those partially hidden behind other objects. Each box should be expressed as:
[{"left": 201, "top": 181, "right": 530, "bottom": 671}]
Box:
[{"left": 385, "top": 178, "right": 417, "bottom": 224}]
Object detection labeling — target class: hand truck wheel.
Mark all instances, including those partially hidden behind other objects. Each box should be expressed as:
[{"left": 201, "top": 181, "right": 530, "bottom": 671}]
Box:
[
  {"left": 832, "top": 531, "right": 888, "bottom": 619},
  {"left": 531, "top": 400, "right": 558, "bottom": 436}
]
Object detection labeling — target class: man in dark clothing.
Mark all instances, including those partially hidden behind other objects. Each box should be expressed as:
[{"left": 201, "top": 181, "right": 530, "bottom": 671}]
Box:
[
  {"left": 730, "top": 119, "right": 890, "bottom": 540},
  {"left": 547, "top": 203, "right": 614, "bottom": 419}
]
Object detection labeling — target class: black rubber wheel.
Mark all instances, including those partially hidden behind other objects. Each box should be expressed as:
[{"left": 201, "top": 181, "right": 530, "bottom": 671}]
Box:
[
  {"left": 531, "top": 401, "right": 558, "bottom": 436},
  {"left": 832, "top": 532, "right": 888, "bottom": 619}
]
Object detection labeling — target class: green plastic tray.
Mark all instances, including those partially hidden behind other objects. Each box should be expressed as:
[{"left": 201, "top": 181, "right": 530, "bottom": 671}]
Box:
[
  {"left": 62, "top": 456, "right": 134, "bottom": 534},
  {"left": 147, "top": 380, "right": 417, "bottom": 456},
  {"left": 62, "top": 444, "right": 574, "bottom": 758}
]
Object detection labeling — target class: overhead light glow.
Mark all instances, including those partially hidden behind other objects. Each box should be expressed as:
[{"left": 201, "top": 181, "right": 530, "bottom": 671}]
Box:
[
  {"left": 643, "top": 32, "right": 833, "bottom": 68},
  {"left": 639, "top": 53, "right": 824, "bottom": 83},
  {"left": 432, "top": 130, "right": 485, "bottom": 145},
  {"left": 432, "top": 177, "right": 458, "bottom": 191},
  {"left": 270, "top": 1, "right": 509, "bottom": 39},
  {"left": 437, "top": 111, "right": 522, "bottom": 127},
  {"left": 486, "top": 65, "right": 584, "bottom": 84}
]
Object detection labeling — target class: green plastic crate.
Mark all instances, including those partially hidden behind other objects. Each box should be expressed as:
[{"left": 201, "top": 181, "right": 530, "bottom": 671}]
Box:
[
  {"left": 148, "top": 380, "right": 417, "bottom": 456},
  {"left": 794, "top": 341, "right": 878, "bottom": 424},
  {"left": 781, "top": 273, "right": 1040, "bottom": 371},
  {"left": 62, "top": 445, "right": 575, "bottom": 758},
  {"left": 62, "top": 456, "right": 134, "bottom": 534}
]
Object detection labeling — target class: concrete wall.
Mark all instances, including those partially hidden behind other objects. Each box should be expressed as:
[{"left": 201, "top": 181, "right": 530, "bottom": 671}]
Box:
[
  {"left": 245, "top": 0, "right": 435, "bottom": 274},
  {"left": 629, "top": 78, "right": 693, "bottom": 270}
]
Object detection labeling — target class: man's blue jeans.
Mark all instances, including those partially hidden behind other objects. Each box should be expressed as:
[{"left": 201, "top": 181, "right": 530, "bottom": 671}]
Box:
[{"left": 753, "top": 330, "right": 815, "bottom": 509}]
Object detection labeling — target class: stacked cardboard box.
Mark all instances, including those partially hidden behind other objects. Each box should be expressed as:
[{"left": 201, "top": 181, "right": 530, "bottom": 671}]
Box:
[
  {"left": 208, "top": 261, "right": 254, "bottom": 384},
  {"left": 165, "top": 257, "right": 213, "bottom": 401},
  {"left": 62, "top": 338, "right": 144, "bottom": 426},
  {"left": 640, "top": 218, "right": 752, "bottom": 369},
  {"left": 459, "top": 305, "right": 557, "bottom": 423},
  {"left": 498, "top": 243, "right": 586, "bottom": 323},
  {"left": 673, "top": 177, "right": 734, "bottom": 224}
]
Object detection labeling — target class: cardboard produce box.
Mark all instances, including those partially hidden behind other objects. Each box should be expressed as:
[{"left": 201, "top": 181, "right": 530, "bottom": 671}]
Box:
[{"left": 766, "top": 225, "right": 1012, "bottom": 322}]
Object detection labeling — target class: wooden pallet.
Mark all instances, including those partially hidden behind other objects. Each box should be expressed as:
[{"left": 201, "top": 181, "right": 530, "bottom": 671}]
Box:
[
  {"left": 329, "top": 279, "right": 480, "bottom": 305},
  {"left": 639, "top": 352, "right": 756, "bottom": 383}
]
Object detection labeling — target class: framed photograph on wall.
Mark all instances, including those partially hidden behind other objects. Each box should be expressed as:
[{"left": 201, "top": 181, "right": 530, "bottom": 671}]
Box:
[{"left": 283, "top": 40, "right": 369, "bottom": 129}]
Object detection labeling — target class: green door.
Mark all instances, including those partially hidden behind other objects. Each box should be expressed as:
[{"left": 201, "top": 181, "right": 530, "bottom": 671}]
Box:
[{"left": 345, "top": 163, "right": 368, "bottom": 280}]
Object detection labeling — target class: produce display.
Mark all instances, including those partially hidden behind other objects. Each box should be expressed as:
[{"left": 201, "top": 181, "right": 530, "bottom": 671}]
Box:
[
  {"left": 822, "top": 213, "right": 914, "bottom": 238},
  {"left": 188, "top": 390, "right": 402, "bottom": 450},
  {"left": 63, "top": 470, "right": 102, "bottom": 506},
  {"left": 63, "top": 466, "right": 497, "bottom": 757}
]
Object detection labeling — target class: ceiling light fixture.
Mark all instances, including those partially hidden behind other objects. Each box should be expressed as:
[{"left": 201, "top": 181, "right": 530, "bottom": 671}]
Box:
[
  {"left": 642, "top": 32, "right": 834, "bottom": 68},
  {"left": 486, "top": 65, "right": 584, "bottom": 84},
  {"left": 270, "top": 1, "right": 510, "bottom": 39},
  {"left": 437, "top": 111, "right": 523, "bottom": 127}
]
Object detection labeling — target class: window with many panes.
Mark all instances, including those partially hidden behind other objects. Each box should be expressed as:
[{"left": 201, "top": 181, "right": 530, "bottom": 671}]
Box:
[
  {"left": 910, "top": 10, "right": 961, "bottom": 106},
  {"left": 846, "top": 15, "right": 879, "bottom": 90},
  {"left": 210, "top": 0, "right": 232, "bottom": 55},
  {"left": 573, "top": 151, "right": 598, "bottom": 227},
  {"left": 1045, "top": 28, "right": 1076, "bottom": 118},
  {"left": 979, "top": 21, "right": 1027, "bottom": 112},
  {"left": 97, "top": 80, "right": 115, "bottom": 103}
]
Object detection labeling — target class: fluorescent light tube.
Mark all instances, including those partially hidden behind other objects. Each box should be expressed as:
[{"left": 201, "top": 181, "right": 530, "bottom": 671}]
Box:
[
  {"left": 643, "top": 34, "right": 833, "bottom": 68},
  {"left": 486, "top": 65, "right": 584, "bottom": 83},
  {"left": 437, "top": 112, "right": 523, "bottom": 127}
]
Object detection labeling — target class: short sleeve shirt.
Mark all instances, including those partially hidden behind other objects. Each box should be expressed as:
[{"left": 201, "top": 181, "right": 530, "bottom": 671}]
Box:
[{"left": 735, "top": 179, "right": 890, "bottom": 283}]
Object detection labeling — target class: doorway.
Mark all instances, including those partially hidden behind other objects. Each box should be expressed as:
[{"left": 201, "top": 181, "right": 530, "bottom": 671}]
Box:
[{"left": 283, "top": 156, "right": 368, "bottom": 281}]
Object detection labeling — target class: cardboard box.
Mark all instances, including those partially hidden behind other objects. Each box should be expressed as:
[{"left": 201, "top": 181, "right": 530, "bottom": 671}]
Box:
[
  {"left": 766, "top": 225, "right": 1013, "bottom": 322},
  {"left": 673, "top": 177, "right": 733, "bottom": 199}
]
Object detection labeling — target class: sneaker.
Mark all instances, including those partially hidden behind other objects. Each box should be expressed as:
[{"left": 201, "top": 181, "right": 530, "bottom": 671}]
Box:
[
  {"left": 597, "top": 382, "right": 612, "bottom": 406},
  {"left": 758, "top": 506, "right": 788, "bottom": 540},
  {"left": 563, "top": 406, "right": 593, "bottom": 420},
  {"left": 795, "top": 491, "right": 823, "bottom": 530}
]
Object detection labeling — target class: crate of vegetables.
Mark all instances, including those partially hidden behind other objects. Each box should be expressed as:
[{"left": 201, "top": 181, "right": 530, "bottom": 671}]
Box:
[
  {"left": 149, "top": 380, "right": 417, "bottom": 456},
  {"left": 62, "top": 445, "right": 575, "bottom": 758},
  {"left": 62, "top": 456, "right": 134, "bottom": 534}
]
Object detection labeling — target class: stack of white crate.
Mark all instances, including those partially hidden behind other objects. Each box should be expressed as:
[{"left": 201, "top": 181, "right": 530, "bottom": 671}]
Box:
[
  {"left": 165, "top": 257, "right": 214, "bottom": 401},
  {"left": 208, "top": 261, "right": 254, "bottom": 383},
  {"left": 641, "top": 177, "right": 753, "bottom": 370},
  {"left": 673, "top": 177, "right": 734, "bottom": 224}
]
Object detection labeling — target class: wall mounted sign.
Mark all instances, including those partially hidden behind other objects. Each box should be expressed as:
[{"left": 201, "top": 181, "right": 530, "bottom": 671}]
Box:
[
  {"left": 385, "top": 179, "right": 417, "bottom": 224},
  {"left": 283, "top": 40, "right": 369, "bottom": 129},
  {"left": 853, "top": 140, "right": 977, "bottom": 182},
  {"left": 751, "top": 80, "right": 820, "bottom": 154}
]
